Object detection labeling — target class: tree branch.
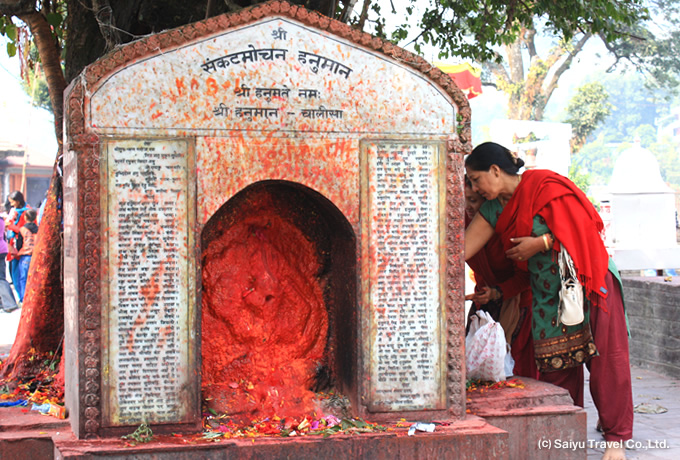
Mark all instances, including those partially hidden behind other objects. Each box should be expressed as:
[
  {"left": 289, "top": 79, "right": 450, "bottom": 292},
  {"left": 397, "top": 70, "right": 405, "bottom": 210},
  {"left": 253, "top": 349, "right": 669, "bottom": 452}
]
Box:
[
  {"left": 522, "top": 26, "right": 537, "bottom": 59},
  {"left": 485, "top": 60, "right": 510, "bottom": 84},
  {"left": 91, "top": 0, "right": 121, "bottom": 51},
  {"left": 339, "top": 0, "right": 358, "bottom": 23},
  {"left": 358, "top": 0, "right": 371, "bottom": 30},
  {"left": 543, "top": 33, "right": 592, "bottom": 105},
  {"left": 505, "top": 39, "right": 524, "bottom": 83}
]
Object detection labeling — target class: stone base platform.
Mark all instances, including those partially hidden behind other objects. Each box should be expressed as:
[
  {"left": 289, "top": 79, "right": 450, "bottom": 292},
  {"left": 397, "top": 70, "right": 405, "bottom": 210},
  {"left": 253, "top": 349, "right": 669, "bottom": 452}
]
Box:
[
  {"left": 0, "top": 378, "right": 586, "bottom": 460},
  {"left": 467, "top": 377, "right": 587, "bottom": 460},
  {"left": 52, "top": 417, "right": 507, "bottom": 460},
  {"left": 0, "top": 405, "right": 70, "bottom": 460}
]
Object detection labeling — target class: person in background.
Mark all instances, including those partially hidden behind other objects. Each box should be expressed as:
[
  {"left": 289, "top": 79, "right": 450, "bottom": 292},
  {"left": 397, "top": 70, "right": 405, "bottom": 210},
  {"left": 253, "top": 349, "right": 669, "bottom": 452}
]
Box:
[
  {"left": 464, "top": 176, "right": 537, "bottom": 379},
  {"left": 10, "top": 208, "right": 38, "bottom": 303},
  {"left": 5, "top": 191, "right": 31, "bottom": 300},
  {"left": 0, "top": 214, "right": 19, "bottom": 313},
  {"left": 464, "top": 142, "right": 632, "bottom": 460}
]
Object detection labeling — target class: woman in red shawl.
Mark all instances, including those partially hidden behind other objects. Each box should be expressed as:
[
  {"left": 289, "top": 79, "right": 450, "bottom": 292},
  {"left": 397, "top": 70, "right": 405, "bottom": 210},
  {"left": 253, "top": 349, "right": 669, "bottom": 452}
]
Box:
[
  {"left": 464, "top": 177, "right": 536, "bottom": 379},
  {"left": 464, "top": 142, "right": 632, "bottom": 460}
]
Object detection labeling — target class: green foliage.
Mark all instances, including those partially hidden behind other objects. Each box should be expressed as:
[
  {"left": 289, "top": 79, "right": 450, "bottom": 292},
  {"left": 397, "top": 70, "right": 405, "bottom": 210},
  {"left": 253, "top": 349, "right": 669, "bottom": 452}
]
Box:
[
  {"left": 633, "top": 124, "right": 657, "bottom": 147},
  {"left": 21, "top": 68, "right": 53, "bottom": 113},
  {"left": 368, "top": 2, "right": 387, "bottom": 39},
  {"left": 571, "top": 134, "right": 621, "bottom": 186},
  {"left": 121, "top": 422, "right": 153, "bottom": 445},
  {"left": 46, "top": 11, "right": 65, "bottom": 41},
  {"left": 576, "top": 123, "right": 680, "bottom": 197},
  {"left": 564, "top": 82, "right": 612, "bottom": 152},
  {"left": 602, "top": 1, "right": 680, "bottom": 91},
  {"left": 587, "top": 71, "right": 669, "bottom": 142},
  {"left": 392, "top": 0, "right": 648, "bottom": 62},
  {"left": 650, "top": 136, "right": 680, "bottom": 193},
  {"left": 316, "top": 418, "right": 387, "bottom": 437},
  {"left": 1, "top": 15, "right": 17, "bottom": 56},
  {"left": 568, "top": 162, "right": 593, "bottom": 199}
]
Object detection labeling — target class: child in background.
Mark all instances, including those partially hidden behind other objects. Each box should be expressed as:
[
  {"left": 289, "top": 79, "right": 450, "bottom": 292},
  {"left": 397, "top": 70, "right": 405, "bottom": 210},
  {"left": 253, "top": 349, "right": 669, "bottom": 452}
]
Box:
[{"left": 14, "top": 209, "right": 38, "bottom": 302}]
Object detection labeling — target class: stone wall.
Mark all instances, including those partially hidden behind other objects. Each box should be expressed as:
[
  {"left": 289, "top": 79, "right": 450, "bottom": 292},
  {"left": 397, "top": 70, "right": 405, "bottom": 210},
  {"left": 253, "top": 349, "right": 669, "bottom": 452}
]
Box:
[{"left": 622, "top": 277, "right": 680, "bottom": 379}]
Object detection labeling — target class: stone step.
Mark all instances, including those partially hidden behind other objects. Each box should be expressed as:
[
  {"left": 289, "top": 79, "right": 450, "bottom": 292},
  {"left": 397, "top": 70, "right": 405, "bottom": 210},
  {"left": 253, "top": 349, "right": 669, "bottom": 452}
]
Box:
[
  {"left": 467, "top": 378, "right": 587, "bottom": 460},
  {"left": 52, "top": 416, "right": 508, "bottom": 460},
  {"left": 0, "top": 406, "right": 69, "bottom": 460}
]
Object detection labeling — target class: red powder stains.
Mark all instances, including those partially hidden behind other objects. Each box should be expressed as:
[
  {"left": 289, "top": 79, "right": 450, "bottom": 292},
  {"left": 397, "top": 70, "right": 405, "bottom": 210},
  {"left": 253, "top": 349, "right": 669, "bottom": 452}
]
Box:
[
  {"left": 124, "top": 264, "right": 165, "bottom": 353},
  {"left": 206, "top": 77, "right": 218, "bottom": 96},
  {"left": 201, "top": 194, "right": 328, "bottom": 422},
  {"left": 175, "top": 77, "right": 185, "bottom": 95},
  {"left": 151, "top": 111, "right": 163, "bottom": 120},
  {"left": 190, "top": 77, "right": 200, "bottom": 91},
  {"left": 196, "top": 136, "right": 360, "bottom": 228},
  {"left": 157, "top": 325, "right": 172, "bottom": 349}
]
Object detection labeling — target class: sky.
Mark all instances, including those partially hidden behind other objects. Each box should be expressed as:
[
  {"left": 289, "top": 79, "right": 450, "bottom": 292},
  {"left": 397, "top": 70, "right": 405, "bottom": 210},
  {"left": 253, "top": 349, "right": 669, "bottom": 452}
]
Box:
[{"left": 0, "top": 43, "right": 58, "bottom": 164}]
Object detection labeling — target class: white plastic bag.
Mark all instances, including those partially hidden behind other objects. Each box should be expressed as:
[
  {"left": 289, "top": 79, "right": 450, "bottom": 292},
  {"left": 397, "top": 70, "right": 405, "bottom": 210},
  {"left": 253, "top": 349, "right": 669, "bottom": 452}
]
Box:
[
  {"left": 504, "top": 344, "right": 515, "bottom": 378},
  {"left": 466, "top": 310, "right": 507, "bottom": 382}
]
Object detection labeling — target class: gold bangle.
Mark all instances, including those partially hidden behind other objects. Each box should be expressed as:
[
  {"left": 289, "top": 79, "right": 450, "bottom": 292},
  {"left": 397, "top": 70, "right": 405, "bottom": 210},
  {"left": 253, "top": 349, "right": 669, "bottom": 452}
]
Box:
[{"left": 542, "top": 234, "right": 550, "bottom": 251}]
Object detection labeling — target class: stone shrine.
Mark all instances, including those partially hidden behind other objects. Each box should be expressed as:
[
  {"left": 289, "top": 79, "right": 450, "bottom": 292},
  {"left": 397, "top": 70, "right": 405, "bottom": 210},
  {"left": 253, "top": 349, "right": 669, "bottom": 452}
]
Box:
[{"left": 63, "top": 1, "right": 471, "bottom": 439}]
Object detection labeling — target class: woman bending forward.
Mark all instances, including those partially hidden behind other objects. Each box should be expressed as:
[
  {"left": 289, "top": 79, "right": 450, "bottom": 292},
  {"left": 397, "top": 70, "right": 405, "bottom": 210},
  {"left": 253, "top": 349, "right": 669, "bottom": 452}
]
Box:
[{"left": 464, "top": 142, "right": 633, "bottom": 460}]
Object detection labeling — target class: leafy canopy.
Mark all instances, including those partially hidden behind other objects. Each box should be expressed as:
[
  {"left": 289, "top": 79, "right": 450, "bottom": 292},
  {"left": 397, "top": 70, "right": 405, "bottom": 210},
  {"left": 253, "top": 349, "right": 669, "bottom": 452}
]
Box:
[
  {"left": 564, "top": 82, "right": 613, "bottom": 152},
  {"left": 391, "top": 0, "right": 649, "bottom": 61}
]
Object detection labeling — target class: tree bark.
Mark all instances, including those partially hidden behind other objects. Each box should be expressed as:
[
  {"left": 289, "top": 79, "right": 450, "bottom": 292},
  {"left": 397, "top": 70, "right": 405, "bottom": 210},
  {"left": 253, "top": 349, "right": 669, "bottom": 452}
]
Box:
[
  {"left": 20, "top": 11, "right": 66, "bottom": 144},
  {"left": 0, "top": 0, "right": 35, "bottom": 17}
]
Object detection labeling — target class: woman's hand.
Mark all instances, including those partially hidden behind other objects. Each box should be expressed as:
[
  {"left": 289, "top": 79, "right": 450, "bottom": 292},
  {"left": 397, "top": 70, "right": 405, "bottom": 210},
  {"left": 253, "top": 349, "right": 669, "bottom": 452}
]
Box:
[
  {"left": 465, "top": 286, "right": 500, "bottom": 304},
  {"left": 506, "top": 236, "right": 545, "bottom": 262}
]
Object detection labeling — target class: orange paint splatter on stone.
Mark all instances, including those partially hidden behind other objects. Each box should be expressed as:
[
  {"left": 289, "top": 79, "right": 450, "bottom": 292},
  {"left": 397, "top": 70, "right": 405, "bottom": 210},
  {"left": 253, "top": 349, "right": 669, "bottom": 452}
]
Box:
[{"left": 201, "top": 191, "right": 328, "bottom": 422}]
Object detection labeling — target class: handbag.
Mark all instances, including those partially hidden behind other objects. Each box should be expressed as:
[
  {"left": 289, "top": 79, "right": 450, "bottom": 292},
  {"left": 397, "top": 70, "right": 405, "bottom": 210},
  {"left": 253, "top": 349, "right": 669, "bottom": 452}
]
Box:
[{"left": 558, "top": 247, "right": 585, "bottom": 326}]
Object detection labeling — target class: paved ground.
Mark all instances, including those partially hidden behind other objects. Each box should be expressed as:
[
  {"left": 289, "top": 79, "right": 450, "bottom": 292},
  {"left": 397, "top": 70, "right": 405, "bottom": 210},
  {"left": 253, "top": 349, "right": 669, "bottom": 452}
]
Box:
[
  {"left": 0, "top": 306, "right": 20, "bottom": 356},
  {"left": 585, "top": 366, "right": 680, "bottom": 459},
  {"left": 1, "top": 307, "right": 678, "bottom": 459}
]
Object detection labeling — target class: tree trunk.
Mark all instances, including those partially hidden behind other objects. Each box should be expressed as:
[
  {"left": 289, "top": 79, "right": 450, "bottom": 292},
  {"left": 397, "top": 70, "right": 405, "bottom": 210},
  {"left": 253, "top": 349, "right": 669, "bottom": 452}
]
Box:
[
  {"left": 502, "top": 40, "right": 524, "bottom": 118},
  {"left": 65, "top": 0, "right": 108, "bottom": 82},
  {"left": 21, "top": 11, "right": 66, "bottom": 144},
  {"left": 489, "top": 27, "right": 592, "bottom": 122}
]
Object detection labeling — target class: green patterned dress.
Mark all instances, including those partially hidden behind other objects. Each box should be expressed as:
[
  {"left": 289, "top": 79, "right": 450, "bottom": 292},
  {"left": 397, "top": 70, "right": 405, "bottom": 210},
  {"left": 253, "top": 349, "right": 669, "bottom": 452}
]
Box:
[{"left": 479, "top": 199, "right": 598, "bottom": 373}]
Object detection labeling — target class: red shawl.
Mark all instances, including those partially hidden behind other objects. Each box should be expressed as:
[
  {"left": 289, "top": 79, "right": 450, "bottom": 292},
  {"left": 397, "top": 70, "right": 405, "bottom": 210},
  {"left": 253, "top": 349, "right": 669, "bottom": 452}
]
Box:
[{"left": 495, "top": 169, "right": 610, "bottom": 306}]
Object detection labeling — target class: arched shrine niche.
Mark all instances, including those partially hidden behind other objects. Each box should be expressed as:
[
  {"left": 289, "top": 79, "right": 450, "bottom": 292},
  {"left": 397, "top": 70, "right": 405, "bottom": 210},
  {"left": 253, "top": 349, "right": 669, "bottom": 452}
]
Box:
[{"left": 200, "top": 180, "right": 357, "bottom": 421}]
